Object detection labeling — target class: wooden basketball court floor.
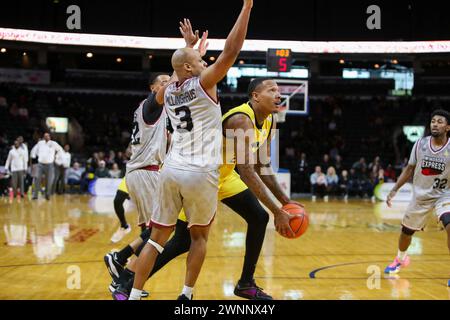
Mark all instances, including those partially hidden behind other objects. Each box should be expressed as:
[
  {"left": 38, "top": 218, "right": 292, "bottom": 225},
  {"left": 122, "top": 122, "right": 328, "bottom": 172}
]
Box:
[{"left": 0, "top": 195, "right": 449, "bottom": 300}]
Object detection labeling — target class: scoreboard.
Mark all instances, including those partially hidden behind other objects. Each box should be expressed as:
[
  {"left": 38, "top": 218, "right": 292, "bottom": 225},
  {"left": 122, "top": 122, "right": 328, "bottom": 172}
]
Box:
[{"left": 266, "top": 49, "right": 292, "bottom": 72}]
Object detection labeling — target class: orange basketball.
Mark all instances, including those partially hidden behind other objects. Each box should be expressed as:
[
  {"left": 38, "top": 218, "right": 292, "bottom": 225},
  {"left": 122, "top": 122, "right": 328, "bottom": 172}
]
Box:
[{"left": 281, "top": 203, "right": 309, "bottom": 239}]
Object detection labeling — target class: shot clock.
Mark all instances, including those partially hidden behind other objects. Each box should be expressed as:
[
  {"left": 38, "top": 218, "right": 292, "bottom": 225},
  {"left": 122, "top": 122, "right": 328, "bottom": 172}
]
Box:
[{"left": 266, "top": 48, "right": 292, "bottom": 72}]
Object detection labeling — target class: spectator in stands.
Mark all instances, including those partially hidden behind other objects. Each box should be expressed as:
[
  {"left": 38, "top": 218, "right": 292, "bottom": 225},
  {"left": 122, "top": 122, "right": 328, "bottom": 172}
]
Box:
[
  {"left": 310, "top": 166, "right": 328, "bottom": 201},
  {"left": 347, "top": 168, "right": 360, "bottom": 197},
  {"left": 53, "top": 144, "right": 71, "bottom": 194},
  {"left": 107, "top": 150, "right": 117, "bottom": 166},
  {"left": 334, "top": 155, "right": 343, "bottom": 175},
  {"left": 86, "top": 152, "right": 99, "bottom": 170},
  {"left": 326, "top": 166, "right": 339, "bottom": 198},
  {"left": 95, "top": 160, "right": 110, "bottom": 178},
  {"left": 30, "top": 132, "right": 63, "bottom": 200},
  {"left": 67, "top": 162, "right": 84, "bottom": 194},
  {"left": 320, "top": 154, "right": 332, "bottom": 173},
  {"left": 296, "top": 153, "right": 309, "bottom": 193},
  {"left": 109, "top": 163, "right": 122, "bottom": 179},
  {"left": 4, "top": 140, "right": 27, "bottom": 198},
  {"left": 374, "top": 168, "right": 388, "bottom": 186},
  {"left": 384, "top": 164, "right": 397, "bottom": 182},
  {"left": 352, "top": 157, "right": 367, "bottom": 176},
  {"left": 368, "top": 156, "right": 382, "bottom": 173},
  {"left": 339, "top": 170, "right": 350, "bottom": 199},
  {"left": 359, "top": 167, "right": 373, "bottom": 198}
]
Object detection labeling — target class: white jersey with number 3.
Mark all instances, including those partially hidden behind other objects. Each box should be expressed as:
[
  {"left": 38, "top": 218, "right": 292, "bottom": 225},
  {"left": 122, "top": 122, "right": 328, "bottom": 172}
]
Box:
[
  {"left": 164, "top": 76, "right": 222, "bottom": 172},
  {"left": 409, "top": 136, "right": 450, "bottom": 202}
]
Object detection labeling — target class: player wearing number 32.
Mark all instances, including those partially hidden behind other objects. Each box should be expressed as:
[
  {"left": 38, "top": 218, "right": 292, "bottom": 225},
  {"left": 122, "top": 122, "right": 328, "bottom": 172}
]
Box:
[{"left": 385, "top": 109, "right": 450, "bottom": 287}]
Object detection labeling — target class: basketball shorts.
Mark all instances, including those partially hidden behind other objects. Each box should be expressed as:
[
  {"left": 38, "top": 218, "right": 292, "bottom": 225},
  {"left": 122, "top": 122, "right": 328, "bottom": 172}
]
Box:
[
  {"left": 218, "top": 170, "right": 248, "bottom": 201},
  {"left": 117, "top": 177, "right": 129, "bottom": 194},
  {"left": 126, "top": 169, "right": 159, "bottom": 226},
  {"left": 402, "top": 195, "right": 450, "bottom": 231},
  {"left": 152, "top": 166, "right": 219, "bottom": 228}
]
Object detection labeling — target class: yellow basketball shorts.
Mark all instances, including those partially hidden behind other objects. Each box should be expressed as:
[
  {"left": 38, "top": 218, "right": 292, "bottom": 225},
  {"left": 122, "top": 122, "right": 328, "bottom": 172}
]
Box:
[{"left": 117, "top": 177, "right": 129, "bottom": 194}]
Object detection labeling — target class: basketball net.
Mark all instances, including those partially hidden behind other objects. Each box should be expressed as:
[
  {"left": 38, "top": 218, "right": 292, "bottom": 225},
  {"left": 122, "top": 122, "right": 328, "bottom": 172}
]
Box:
[{"left": 274, "top": 80, "right": 308, "bottom": 123}]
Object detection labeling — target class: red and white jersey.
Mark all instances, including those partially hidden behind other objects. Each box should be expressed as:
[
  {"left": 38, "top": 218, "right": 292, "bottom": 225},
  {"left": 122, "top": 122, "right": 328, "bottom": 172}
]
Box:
[
  {"left": 126, "top": 95, "right": 167, "bottom": 174},
  {"left": 409, "top": 136, "right": 450, "bottom": 202},
  {"left": 163, "top": 76, "right": 222, "bottom": 173}
]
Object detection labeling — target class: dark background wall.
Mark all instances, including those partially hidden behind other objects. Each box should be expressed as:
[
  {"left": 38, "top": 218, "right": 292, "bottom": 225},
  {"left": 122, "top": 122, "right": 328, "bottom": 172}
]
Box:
[{"left": 1, "top": 0, "right": 449, "bottom": 41}]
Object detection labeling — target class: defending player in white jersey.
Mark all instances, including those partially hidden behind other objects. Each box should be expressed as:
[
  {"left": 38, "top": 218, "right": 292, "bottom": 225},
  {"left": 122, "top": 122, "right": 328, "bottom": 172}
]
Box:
[
  {"left": 105, "top": 19, "right": 209, "bottom": 299},
  {"left": 129, "top": 0, "right": 254, "bottom": 300},
  {"left": 384, "top": 109, "right": 450, "bottom": 286}
]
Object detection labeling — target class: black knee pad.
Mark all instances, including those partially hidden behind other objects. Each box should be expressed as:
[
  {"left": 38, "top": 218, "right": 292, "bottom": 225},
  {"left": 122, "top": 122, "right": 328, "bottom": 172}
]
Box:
[
  {"left": 440, "top": 212, "right": 450, "bottom": 228},
  {"left": 401, "top": 225, "right": 416, "bottom": 236}
]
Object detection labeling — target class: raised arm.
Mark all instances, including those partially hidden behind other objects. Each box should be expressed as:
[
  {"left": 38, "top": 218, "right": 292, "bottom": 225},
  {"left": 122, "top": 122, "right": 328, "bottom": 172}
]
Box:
[
  {"left": 200, "top": 0, "right": 253, "bottom": 90},
  {"left": 225, "top": 114, "right": 294, "bottom": 237}
]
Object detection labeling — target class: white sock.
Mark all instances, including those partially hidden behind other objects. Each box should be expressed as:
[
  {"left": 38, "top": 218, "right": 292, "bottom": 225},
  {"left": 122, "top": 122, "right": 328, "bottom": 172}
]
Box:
[
  {"left": 129, "top": 288, "right": 142, "bottom": 300},
  {"left": 397, "top": 250, "right": 407, "bottom": 261},
  {"left": 181, "top": 285, "right": 193, "bottom": 299}
]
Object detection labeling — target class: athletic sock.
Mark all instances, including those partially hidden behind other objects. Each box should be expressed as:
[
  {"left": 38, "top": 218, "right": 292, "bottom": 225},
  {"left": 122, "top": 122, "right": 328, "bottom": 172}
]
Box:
[
  {"left": 129, "top": 288, "right": 142, "bottom": 300},
  {"left": 116, "top": 245, "right": 134, "bottom": 265},
  {"left": 397, "top": 250, "right": 407, "bottom": 261},
  {"left": 181, "top": 285, "right": 193, "bottom": 299}
]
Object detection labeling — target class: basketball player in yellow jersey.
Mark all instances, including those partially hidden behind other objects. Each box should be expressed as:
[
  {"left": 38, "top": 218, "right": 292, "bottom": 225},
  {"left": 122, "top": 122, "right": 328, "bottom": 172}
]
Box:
[
  {"left": 217, "top": 77, "right": 303, "bottom": 299},
  {"left": 118, "top": 78, "right": 303, "bottom": 300}
]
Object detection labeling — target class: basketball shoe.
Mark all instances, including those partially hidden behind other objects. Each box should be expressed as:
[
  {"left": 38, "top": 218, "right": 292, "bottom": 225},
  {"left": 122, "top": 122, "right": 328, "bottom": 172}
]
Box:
[
  {"left": 110, "top": 225, "right": 131, "bottom": 243},
  {"left": 111, "top": 282, "right": 149, "bottom": 300},
  {"left": 104, "top": 252, "right": 124, "bottom": 283},
  {"left": 234, "top": 279, "right": 273, "bottom": 300},
  {"left": 384, "top": 255, "right": 410, "bottom": 274},
  {"left": 177, "top": 294, "right": 192, "bottom": 300}
]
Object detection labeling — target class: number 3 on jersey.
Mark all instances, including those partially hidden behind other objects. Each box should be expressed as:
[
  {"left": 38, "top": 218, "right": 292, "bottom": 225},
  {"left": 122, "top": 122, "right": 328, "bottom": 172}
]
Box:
[{"left": 175, "top": 106, "right": 193, "bottom": 132}]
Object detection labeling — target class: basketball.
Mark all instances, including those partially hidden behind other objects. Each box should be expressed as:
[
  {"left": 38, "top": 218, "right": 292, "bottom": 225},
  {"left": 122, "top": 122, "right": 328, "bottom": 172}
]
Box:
[{"left": 282, "top": 203, "right": 309, "bottom": 239}]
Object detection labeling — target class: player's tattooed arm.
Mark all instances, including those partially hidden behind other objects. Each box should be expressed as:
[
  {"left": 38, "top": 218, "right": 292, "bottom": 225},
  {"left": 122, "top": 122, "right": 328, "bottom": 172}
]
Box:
[
  {"left": 255, "top": 121, "right": 304, "bottom": 208},
  {"left": 386, "top": 164, "right": 415, "bottom": 207},
  {"left": 226, "top": 114, "right": 294, "bottom": 237}
]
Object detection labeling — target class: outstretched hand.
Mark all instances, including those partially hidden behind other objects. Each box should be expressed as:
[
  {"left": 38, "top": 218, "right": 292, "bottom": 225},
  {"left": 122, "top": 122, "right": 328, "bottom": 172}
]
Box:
[
  {"left": 198, "top": 30, "right": 209, "bottom": 57},
  {"left": 179, "top": 18, "right": 199, "bottom": 48}
]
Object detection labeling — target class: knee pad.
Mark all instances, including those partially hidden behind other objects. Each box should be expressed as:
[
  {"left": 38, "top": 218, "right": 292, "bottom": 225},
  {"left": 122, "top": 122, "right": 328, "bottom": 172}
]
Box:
[
  {"left": 440, "top": 212, "right": 450, "bottom": 228},
  {"left": 401, "top": 225, "right": 416, "bottom": 236},
  {"left": 147, "top": 239, "right": 164, "bottom": 254}
]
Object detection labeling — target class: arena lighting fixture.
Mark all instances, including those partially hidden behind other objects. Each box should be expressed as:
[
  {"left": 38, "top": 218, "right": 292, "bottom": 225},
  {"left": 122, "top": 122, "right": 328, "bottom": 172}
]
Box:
[
  {"left": 116, "top": 57, "right": 122, "bottom": 63},
  {"left": 2, "top": 27, "right": 450, "bottom": 53},
  {"left": 239, "top": 60, "right": 245, "bottom": 65},
  {"left": 0, "top": 48, "right": 6, "bottom": 53},
  {"left": 22, "top": 52, "right": 27, "bottom": 56},
  {"left": 391, "top": 59, "right": 398, "bottom": 64},
  {"left": 209, "top": 56, "right": 216, "bottom": 61},
  {"left": 86, "top": 52, "right": 93, "bottom": 58},
  {"left": 339, "top": 59, "right": 345, "bottom": 64},
  {"left": 374, "top": 64, "right": 380, "bottom": 69},
  {"left": 148, "top": 55, "right": 153, "bottom": 59}
]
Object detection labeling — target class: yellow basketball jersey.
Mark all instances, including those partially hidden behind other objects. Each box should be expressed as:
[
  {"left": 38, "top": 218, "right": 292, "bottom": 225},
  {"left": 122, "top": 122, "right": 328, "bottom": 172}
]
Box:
[{"left": 219, "top": 102, "right": 273, "bottom": 182}]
